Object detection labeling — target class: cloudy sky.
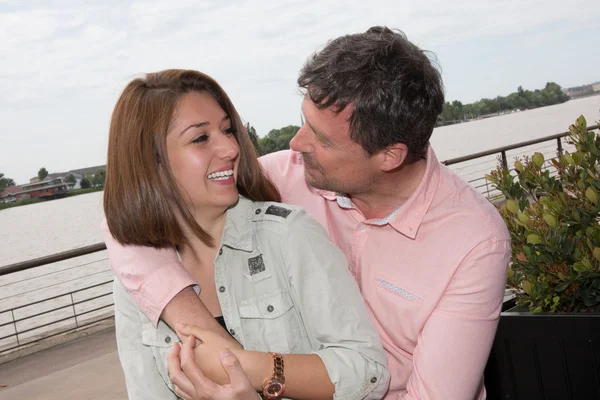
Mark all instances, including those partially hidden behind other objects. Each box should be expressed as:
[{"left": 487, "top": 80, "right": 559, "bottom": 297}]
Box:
[{"left": 1, "top": 0, "right": 599, "bottom": 184}]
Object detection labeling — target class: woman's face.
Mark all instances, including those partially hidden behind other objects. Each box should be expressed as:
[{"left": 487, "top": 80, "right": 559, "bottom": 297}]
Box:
[{"left": 166, "top": 91, "right": 240, "bottom": 214}]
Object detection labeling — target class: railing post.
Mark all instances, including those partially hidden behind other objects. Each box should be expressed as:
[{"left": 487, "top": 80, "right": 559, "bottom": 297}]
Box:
[
  {"left": 70, "top": 293, "right": 79, "bottom": 328},
  {"left": 501, "top": 151, "right": 508, "bottom": 170},
  {"left": 557, "top": 137, "right": 563, "bottom": 155},
  {"left": 11, "top": 310, "right": 20, "bottom": 346}
]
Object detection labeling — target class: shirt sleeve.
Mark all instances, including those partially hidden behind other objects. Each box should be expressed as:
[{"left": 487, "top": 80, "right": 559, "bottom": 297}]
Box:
[
  {"left": 112, "top": 280, "right": 178, "bottom": 400},
  {"left": 101, "top": 218, "right": 196, "bottom": 326},
  {"left": 258, "top": 150, "right": 300, "bottom": 201},
  {"left": 400, "top": 239, "right": 511, "bottom": 400},
  {"left": 257, "top": 150, "right": 291, "bottom": 183},
  {"left": 283, "top": 209, "right": 391, "bottom": 400}
]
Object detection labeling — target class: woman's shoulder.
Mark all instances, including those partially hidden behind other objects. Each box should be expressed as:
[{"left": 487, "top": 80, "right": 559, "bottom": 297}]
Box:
[
  {"left": 245, "top": 199, "right": 329, "bottom": 249},
  {"left": 233, "top": 197, "right": 329, "bottom": 245},
  {"left": 249, "top": 199, "right": 319, "bottom": 230}
]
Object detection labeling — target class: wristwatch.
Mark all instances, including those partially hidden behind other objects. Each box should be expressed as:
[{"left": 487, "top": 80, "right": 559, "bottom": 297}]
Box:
[{"left": 261, "top": 352, "right": 286, "bottom": 399}]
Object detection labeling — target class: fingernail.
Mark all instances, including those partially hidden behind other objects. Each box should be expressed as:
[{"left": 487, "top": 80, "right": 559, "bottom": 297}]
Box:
[{"left": 219, "top": 349, "right": 232, "bottom": 360}]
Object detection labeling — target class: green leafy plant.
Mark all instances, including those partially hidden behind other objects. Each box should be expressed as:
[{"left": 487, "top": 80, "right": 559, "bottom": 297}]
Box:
[{"left": 487, "top": 115, "right": 600, "bottom": 312}]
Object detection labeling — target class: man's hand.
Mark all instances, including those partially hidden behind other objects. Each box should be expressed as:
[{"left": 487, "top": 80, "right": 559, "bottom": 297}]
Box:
[
  {"left": 174, "top": 323, "right": 246, "bottom": 383},
  {"left": 168, "top": 325, "right": 259, "bottom": 400}
]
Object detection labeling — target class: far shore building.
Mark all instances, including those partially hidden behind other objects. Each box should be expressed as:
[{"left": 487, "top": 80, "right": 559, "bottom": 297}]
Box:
[
  {"left": 2, "top": 164, "right": 106, "bottom": 203},
  {"left": 26, "top": 165, "right": 106, "bottom": 191},
  {"left": 1, "top": 178, "right": 68, "bottom": 202},
  {"left": 562, "top": 82, "right": 600, "bottom": 99},
  {"left": 67, "top": 165, "right": 105, "bottom": 178},
  {"left": 21, "top": 178, "right": 69, "bottom": 199},
  {"left": 0, "top": 185, "right": 22, "bottom": 203}
]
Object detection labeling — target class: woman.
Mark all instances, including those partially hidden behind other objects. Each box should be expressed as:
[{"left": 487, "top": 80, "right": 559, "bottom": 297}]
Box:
[{"left": 104, "top": 69, "right": 389, "bottom": 400}]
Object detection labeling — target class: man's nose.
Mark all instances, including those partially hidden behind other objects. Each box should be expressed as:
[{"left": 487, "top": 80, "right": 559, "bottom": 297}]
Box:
[{"left": 290, "top": 124, "right": 312, "bottom": 152}]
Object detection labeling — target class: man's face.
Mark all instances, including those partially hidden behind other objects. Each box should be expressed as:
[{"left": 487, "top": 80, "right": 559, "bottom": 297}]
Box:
[{"left": 290, "top": 96, "right": 377, "bottom": 195}]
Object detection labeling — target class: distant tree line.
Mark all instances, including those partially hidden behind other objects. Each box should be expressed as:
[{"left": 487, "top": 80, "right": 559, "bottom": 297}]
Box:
[
  {"left": 245, "top": 123, "right": 300, "bottom": 156},
  {"left": 436, "top": 82, "right": 570, "bottom": 127},
  {"left": 78, "top": 169, "right": 105, "bottom": 189},
  {"left": 0, "top": 173, "right": 15, "bottom": 191}
]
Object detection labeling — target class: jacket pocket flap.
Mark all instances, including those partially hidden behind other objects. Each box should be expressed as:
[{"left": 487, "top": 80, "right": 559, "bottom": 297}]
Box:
[{"left": 239, "top": 290, "right": 293, "bottom": 319}]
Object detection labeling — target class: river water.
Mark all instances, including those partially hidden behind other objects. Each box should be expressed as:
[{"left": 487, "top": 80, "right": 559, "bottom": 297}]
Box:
[{"left": 0, "top": 95, "right": 599, "bottom": 351}]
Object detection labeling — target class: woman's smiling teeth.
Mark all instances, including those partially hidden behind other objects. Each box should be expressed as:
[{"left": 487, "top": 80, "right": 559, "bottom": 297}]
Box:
[{"left": 207, "top": 169, "right": 234, "bottom": 181}]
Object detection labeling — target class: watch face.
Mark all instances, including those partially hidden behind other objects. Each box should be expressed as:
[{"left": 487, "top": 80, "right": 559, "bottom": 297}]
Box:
[{"left": 264, "top": 381, "right": 285, "bottom": 398}]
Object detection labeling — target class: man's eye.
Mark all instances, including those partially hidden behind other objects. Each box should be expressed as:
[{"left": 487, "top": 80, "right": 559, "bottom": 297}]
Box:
[
  {"left": 191, "top": 135, "right": 208, "bottom": 144},
  {"left": 317, "top": 135, "right": 331, "bottom": 147}
]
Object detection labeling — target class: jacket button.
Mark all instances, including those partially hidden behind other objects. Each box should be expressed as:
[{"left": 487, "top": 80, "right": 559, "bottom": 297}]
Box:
[
  {"left": 229, "top": 329, "right": 235, "bottom": 336},
  {"left": 165, "top": 336, "right": 171, "bottom": 344},
  {"left": 370, "top": 377, "right": 377, "bottom": 383},
  {"left": 267, "top": 305, "right": 274, "bottom": 313},
  {"left": 255, "top": 209, "right": 261, "bottom": 215},
  {"left": 219, "top": 248, "right": 223, "bottom": 256},
  {"left": 219, "top": 286, "right": 226, "bottom": 293}
]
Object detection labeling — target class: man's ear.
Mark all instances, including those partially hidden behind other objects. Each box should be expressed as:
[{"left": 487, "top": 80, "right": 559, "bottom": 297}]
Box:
[{"left": 378, "top": 143, "right": 409, "bottom": 172}]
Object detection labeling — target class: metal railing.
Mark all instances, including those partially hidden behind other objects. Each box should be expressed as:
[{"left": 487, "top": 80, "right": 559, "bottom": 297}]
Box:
[
  {"left": 0, "top": 245, "right": 111, "bottom": 355},
  {"left": 0, "top": 242, "right": 106, "bottom": 276},
  {"left": 0, "top": 279, "right": 113, "bottom": 354},
  {"left": 442, "top": 124, "right": 599, "bottom": 200}
]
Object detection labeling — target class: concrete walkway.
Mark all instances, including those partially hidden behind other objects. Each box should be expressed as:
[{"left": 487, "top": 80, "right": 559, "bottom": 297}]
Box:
[{"left": 0, "top": 328, "right": 127, "bottom": 399}]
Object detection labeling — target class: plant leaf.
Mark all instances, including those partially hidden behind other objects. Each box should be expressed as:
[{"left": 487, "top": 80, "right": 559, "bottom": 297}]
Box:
[
  {"left": 555, "top": 282, "right": 570, "bottom": 292},
  {"left": 527, "top": 234, "right": 542, "bottom": 245}
]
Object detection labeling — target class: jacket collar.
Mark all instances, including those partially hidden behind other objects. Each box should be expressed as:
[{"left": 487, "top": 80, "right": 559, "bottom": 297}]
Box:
[{"left": 220, "top": 196, "right": 254, "bottom": 252}]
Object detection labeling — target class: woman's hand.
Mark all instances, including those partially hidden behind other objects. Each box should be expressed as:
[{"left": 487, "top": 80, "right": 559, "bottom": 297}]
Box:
[{"left": 168, "top": 324, "right": 259, "bottom": 400}]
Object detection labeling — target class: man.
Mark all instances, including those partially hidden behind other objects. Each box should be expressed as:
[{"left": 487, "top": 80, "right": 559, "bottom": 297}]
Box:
[{"left": 103, "top": 26, "right": 510, "bottom": 399}]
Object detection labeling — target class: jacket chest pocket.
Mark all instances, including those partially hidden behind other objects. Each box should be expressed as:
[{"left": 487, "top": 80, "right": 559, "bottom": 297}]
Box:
[
  {"left": 141, "top": 321, "right": 179, "bottom": 394},
  {"left": 238, "top": 290, "right": 303, "bottom": 353}
]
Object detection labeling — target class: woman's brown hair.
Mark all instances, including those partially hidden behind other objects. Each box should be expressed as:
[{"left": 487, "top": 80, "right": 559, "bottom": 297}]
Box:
[{"left": 103, "top": 69, "right": 280, "bottom": 248}]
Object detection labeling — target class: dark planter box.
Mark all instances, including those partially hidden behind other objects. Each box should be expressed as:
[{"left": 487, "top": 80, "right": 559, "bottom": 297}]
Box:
[{"left": 484, "top": 304, "right": 600, "bottom": 400}]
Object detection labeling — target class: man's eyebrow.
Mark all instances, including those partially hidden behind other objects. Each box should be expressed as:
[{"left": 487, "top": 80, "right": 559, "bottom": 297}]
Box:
[{"left": 306, "top": 118, "right": 333, "bottom": 145}]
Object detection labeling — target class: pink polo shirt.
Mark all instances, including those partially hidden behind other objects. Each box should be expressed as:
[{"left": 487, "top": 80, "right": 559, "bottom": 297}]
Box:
[{"left": 102, "top": 147, "right": 511, "bottom": 400}]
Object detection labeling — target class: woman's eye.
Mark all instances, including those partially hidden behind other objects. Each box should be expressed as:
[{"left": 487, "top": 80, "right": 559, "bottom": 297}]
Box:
[
  {"left": 224, "top": 127, "right": 237, "bottom": 135},
  {"left": 191, "top": 135, "right": 208, "bottom": 144}
]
